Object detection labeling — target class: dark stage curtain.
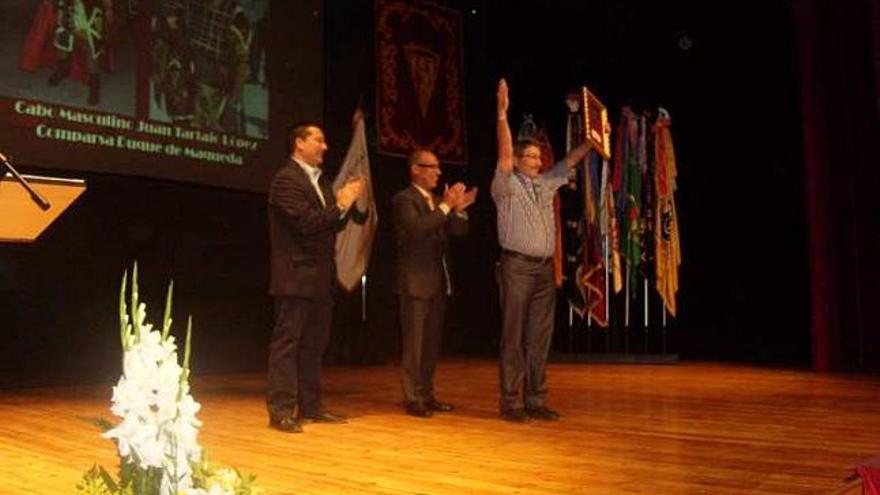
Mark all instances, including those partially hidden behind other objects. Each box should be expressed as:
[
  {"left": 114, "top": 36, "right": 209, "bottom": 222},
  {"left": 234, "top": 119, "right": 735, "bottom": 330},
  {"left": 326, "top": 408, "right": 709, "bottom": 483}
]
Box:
[{"left": 793, "top": 0, "right": 880, "bottom": 371}]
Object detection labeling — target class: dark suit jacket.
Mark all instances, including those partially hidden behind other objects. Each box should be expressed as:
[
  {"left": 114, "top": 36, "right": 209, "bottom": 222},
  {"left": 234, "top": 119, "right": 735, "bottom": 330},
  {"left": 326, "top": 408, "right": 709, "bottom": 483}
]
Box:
[
  {"left": 392, "top": 184, "right": 468, "bottom": 299},
  {"left": 268, "top": 159, "right": 348, "bottom": 298}
]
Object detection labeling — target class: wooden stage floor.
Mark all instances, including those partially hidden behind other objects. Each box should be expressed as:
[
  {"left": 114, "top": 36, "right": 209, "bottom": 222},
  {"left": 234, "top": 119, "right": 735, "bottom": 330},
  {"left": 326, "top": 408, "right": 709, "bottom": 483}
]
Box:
[{"left": 1, "top": 360, "right": 877, "bottom": 494}]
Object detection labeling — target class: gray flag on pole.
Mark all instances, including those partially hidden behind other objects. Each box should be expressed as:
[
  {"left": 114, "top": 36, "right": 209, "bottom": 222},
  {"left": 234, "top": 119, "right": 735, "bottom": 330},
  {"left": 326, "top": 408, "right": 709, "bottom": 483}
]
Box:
[{"left": 333, "top": 113, "right": 377, "bottom": 291}]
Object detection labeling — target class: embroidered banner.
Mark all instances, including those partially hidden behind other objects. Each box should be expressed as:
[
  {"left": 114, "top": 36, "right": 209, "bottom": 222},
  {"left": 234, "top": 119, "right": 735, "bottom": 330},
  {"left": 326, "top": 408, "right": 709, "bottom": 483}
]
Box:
[{"left": 375, "top": 0, "right": 466, "bottom": 164}]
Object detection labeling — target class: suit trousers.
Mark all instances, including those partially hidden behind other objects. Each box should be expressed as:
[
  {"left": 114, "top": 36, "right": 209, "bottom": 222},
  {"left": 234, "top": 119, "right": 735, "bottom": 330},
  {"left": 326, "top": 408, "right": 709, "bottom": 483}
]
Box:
[
  {"left": 496, "top": 252, "right": 556, "bottom": 412},
  {"left": 399, "top": 293, "right": 446, "bottom": 404},
  {"left": 266, "top": 295, "right": 333, "bottom": 419}
]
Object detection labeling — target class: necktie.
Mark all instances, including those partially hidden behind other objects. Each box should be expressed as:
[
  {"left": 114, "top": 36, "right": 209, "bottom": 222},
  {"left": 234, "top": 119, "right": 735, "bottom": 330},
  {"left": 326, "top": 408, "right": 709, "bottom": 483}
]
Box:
[{"left": 425, "top": 192, "right": 450, "bottom": 294}]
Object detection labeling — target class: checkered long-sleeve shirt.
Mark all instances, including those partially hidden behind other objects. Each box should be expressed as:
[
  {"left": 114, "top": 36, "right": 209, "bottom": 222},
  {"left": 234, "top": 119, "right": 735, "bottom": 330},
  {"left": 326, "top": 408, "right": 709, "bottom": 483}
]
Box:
[{"left": 491, "top": 160, "right": 568, "bottom": 258}]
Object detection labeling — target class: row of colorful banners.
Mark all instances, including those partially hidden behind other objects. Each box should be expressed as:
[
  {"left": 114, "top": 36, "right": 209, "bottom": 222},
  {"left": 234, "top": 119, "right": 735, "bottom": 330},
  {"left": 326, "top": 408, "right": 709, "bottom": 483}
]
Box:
[{"left": 521, "top": 99, "right": 681, "bottom": 328}]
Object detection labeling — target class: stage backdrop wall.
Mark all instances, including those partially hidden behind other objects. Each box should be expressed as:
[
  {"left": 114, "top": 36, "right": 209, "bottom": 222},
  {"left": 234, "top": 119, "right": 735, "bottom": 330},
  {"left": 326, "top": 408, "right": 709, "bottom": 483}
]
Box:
[{"left": 3, "top": 0, "right": 853, "bottom": 388}]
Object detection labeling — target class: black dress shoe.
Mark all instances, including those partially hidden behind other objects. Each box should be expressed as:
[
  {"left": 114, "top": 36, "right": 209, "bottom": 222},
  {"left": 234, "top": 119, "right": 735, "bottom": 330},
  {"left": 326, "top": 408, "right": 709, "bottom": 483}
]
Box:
[
  {"left": 299, "top": 411, "right": 347, "bottom": 424},
  {"left": 500, "top": 408, "right": 530, "bottom": 423},
  {"left": 269, "top": 416, "right": 303, "bottom": 433},
  {"left": 526, "top": 406, "right": 560, "bottom": 421},
  {"left": 405, "top": 402, "right": 433, "bottom": 418},
  {"left": 426, "top": 399, "right": 454, "bottom": 412}
]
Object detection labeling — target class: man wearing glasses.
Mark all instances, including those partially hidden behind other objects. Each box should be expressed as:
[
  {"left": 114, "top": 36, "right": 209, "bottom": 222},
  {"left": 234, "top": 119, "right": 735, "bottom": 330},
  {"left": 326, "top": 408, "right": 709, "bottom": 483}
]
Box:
[
  {"left": 392, "top": 149, "right": 477, "bottom": 418},
  {"left": 492, "top": 79, "right": 590, "bottom": 423}
]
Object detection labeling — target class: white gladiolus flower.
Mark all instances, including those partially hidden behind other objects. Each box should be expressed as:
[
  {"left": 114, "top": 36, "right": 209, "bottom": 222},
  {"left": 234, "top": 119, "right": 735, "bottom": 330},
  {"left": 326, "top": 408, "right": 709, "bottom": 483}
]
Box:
[
  {"left": 90, "top": 271, "right": 258, "bottom": 494},
  {"left": 104, "top": 300, "right": 204, "bottom": 492}
]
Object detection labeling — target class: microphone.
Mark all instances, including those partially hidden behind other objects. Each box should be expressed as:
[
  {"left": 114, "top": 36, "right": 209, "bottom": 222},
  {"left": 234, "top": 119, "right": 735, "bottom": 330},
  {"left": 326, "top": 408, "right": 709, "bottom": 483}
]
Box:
[{"left": 0, "top": 152, "right": 51, "bottom": 211}]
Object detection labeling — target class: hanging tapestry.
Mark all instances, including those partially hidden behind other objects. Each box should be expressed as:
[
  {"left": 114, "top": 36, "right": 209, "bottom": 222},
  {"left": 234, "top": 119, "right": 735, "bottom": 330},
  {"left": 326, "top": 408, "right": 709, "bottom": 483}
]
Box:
[{"left": 375, "top": 0, "right": 467, "bottom": 163}]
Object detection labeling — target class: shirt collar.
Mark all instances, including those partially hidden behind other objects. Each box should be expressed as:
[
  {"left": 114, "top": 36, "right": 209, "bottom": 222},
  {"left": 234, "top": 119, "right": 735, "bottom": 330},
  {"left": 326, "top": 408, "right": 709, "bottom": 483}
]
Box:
[
  {"left": 412, "top": 183, "right": 432, "bottom": 199},
  {"left": 513, "top": 169, "right": 541, "bottom": 184},
  {"left": 514, "top": 170, "right": 540, "bottom": 185},
  {"left": 293, "top": 157, "right": 321, "bottom": 181}
]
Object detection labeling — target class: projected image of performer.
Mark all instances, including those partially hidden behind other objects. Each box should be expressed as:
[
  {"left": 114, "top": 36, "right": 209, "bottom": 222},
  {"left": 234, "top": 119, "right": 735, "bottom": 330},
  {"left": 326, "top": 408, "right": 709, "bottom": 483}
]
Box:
[
  {"left": 220, "top": 6, "right": 254, "bottom": 117},
  {"left": 149, "top": 0, "right": 268, "bottom": 138},
  {"left": 152, "top": 6, "right": 197, "bottom": 126},
  {"left": 18, "top": 0, "right": 129, "bottom": 107},
  {"left": 48, "top": 0, "right": 112, "bottom": 105},
  {"left": 13, "top": 0, "right": 136, "bottom": 112}
]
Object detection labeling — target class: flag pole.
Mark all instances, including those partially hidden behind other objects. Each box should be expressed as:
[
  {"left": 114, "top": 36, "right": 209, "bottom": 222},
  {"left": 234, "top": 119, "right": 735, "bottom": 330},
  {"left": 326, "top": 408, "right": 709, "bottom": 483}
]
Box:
[
  {"left": 601, "top": 156, "right": 611, "bottom": 351},
  {"left": 603, "top": 238, "right": 609, "bottom": 310},
  {"left": 643, "top": 277, "right": 650, "bottom": 353},
  {"left": 361, "top": 275, "right": 367, "bottom": 322},
  {"left": 623, "top": 268, "right": 629, "bottom": 353},
  {"left": 662, "top": 304, "right": 668, "bottom": 354},
  {"left": 604, "top": 232, "right": 611, "bottom": 351},
  {"left": 624, "top": 264, "right": 630, "bottom": 328}
]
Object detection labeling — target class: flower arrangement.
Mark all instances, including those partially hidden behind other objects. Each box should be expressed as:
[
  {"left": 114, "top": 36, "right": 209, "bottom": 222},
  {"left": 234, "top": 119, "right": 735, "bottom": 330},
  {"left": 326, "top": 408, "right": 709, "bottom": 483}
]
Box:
[{"left": 77, "top": 265, "right": 262, "bottom": 495}]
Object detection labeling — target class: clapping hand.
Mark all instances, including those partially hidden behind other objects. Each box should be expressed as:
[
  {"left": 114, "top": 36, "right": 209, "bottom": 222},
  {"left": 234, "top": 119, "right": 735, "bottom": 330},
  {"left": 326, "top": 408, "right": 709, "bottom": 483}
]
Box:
[
  {"left": 442, "top": 183, "right": 462, "bottom": 210},
  {"left": 444, "top": 182, "right": 477, "bottom": 213},
  {"left": 457, "top": 186, "right": 478, "bottom": 212},
  {"left": 336, "top": 176, "right": 365, "bottom": 210}
]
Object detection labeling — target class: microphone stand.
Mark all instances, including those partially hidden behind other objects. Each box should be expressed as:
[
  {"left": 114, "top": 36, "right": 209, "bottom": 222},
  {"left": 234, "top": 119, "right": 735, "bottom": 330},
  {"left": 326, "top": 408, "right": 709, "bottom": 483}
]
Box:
[{"left": 0, "top": 153, "right": 51, "bottom": 210}]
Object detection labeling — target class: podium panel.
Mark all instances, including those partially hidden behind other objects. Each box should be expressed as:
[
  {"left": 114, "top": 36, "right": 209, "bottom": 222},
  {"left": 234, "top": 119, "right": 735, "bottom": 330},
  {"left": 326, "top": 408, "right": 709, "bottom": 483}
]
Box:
[{"left": 0, "top": 174, "right": 86, "bottom": 243}]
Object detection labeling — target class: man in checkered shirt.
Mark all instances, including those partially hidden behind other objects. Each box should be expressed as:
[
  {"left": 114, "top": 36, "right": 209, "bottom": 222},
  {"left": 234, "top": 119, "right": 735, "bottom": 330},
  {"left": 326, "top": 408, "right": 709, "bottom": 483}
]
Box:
[{"left": 492, "top": 78, "right": 589, "bottom": 423}]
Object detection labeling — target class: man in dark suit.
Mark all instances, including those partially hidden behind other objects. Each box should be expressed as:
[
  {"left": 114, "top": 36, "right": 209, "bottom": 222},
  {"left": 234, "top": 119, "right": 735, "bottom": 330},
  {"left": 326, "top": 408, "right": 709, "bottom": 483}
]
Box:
[
  {"left": 392, "top": 149, "right": 477, "bottom": 418},
  {"left": 266, "top": 122, "right": 364, "bottom": 433}
]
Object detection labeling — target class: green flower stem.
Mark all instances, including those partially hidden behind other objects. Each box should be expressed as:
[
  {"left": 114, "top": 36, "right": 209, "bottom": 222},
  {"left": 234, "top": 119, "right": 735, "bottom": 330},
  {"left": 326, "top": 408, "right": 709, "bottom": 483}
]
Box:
[{"left": 162, "top": 281, "right": 174, "bottom": 341}]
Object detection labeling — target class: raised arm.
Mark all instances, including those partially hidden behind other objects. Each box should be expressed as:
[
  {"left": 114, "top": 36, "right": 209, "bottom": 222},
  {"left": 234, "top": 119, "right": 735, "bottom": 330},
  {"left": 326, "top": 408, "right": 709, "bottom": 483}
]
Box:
[
  {"left": 563, "top": 141, "right": 591, "bottom": 169},
  {"left": 496, "top": 79, "right": 513, "bottom": 174}
]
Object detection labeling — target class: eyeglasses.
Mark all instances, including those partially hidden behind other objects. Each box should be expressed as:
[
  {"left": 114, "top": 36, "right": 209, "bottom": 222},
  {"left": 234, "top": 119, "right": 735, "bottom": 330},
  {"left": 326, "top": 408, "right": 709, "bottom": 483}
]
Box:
[{"left": 415, "top": 163, "right": 441, "bottom": 169}]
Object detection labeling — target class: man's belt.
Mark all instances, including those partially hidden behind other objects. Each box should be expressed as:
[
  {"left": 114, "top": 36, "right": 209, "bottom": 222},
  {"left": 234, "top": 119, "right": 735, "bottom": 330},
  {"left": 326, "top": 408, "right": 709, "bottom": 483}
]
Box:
[{"left": 501, "top": 249, "right": 552, "bottom": 264}]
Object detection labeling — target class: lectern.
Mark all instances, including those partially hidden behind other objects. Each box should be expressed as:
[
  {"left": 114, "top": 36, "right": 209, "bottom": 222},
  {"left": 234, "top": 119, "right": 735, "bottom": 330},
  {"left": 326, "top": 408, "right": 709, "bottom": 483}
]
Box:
[{"left": 0, "top": 172, "right": 86, "bottom": 243}]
